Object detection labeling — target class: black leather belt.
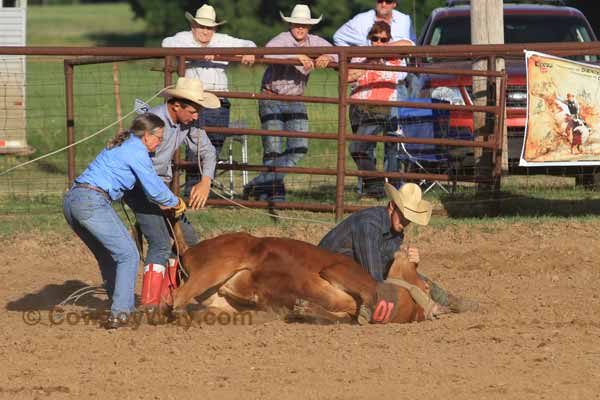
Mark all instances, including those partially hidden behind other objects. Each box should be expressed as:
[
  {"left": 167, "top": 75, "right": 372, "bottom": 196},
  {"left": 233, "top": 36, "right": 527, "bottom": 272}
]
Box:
[{"left": 73, "top": 183, "right": 110, "bottom": 201}]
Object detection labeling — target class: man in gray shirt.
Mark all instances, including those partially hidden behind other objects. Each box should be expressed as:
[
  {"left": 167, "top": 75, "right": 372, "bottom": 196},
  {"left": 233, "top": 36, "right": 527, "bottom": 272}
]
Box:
[
  {"left": 124, "top": 77, "right": 218, "bottom": 311},
  {"left": 243, "top": 4, "right": 337, "bottom": 202}
]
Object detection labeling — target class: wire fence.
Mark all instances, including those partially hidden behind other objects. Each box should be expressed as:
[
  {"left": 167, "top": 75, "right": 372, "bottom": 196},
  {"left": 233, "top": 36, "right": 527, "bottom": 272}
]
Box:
[{"left": 2, "top": 43, "right": 600, "bottom": 219}]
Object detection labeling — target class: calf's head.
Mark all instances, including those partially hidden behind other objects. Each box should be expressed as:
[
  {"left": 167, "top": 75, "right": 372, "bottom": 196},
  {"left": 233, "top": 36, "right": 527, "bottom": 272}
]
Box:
[
  {"left": 387, "top": 248, "right": 429, "bottom": 295},
  {"left": 383, "top": 248, "right": 449, "bottom": 322}
]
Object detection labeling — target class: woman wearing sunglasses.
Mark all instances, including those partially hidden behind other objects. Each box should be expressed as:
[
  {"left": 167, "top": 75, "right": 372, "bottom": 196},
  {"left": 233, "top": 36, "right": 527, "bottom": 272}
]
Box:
[
  {"left": 347, "top": 21, "right": 410, "bottom": 198},
  {"left": 333, "top": 0, "right": 415, "bottom": 47}
]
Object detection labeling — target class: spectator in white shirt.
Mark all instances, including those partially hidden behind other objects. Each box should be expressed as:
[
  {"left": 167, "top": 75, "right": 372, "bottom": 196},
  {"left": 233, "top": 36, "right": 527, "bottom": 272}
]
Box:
[
  {"left": 162, "top": 4, "right": 257, "bottom": 196},
  {"left": 333, "top": 0, "right": 415, "bottom": 47}
]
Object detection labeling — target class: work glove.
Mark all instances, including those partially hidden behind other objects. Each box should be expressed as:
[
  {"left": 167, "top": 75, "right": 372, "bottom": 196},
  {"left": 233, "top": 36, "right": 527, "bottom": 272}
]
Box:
[{"left": 174, "top": 197, "right": 187, "bottom": 218}]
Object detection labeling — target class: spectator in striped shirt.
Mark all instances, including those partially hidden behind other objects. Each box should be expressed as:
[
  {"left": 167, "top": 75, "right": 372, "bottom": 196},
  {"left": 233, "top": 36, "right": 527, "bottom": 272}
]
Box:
[{"left": 242, "top": 4, "right": 336, "bottom": 202}]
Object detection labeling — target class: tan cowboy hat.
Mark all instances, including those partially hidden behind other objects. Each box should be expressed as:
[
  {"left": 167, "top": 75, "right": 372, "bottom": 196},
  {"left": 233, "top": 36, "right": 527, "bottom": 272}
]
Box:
[
  {"left": 162, "top": 77, "right": 220, "bottom": 109},
  {"left": 280, "top": 4, "right": 322, "bottom": 25},
  {"left": 384, "top": 182, "right": 432, "bottom": 226},
  {"left": 185, "top": 4, "right": 226, "bottom": 27}
]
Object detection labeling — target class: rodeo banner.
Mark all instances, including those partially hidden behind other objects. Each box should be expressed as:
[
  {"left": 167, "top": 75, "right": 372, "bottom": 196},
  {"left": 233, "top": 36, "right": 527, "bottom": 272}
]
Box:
[{"left": 521, "top": 51, "right": 600, "bottom": 166}]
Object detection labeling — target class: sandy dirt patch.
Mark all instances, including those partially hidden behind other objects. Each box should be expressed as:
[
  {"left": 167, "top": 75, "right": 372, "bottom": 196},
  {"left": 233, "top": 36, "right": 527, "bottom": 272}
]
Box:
[{"left": 2, "top": 221, "right": 600, "bottom": 399}]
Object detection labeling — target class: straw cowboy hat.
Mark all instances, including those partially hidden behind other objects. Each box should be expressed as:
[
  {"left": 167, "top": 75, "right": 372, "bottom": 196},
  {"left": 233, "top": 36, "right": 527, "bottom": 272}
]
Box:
[
  {"left": 185, "top": 4, "right": 226, "bottom": 27},
  {"left": 280, "top": 4, "right": 322, "bottom": 25},
  {"left": 384, "top": 182, "right": 432, "bottom": 226},
  {"left": 162, "top": 77, "right": 220, "bottom": 109}
]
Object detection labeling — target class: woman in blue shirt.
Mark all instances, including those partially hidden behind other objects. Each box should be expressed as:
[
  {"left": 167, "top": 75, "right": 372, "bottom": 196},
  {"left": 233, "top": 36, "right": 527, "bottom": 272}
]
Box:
[{"left": 63, "top": 113, "right": 184, "bottom": 329}]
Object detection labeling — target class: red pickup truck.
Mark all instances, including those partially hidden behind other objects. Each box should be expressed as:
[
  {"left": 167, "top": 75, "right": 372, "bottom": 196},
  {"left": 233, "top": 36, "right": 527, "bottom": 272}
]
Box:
[{"left": 417, "top": 0, "right": 597, "bottom": 181}]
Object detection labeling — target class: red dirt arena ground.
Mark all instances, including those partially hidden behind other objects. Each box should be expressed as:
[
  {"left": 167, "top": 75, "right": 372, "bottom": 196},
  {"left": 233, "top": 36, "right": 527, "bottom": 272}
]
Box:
[{"left": 2, "top": 220, "right": 600, "bottom": 399}]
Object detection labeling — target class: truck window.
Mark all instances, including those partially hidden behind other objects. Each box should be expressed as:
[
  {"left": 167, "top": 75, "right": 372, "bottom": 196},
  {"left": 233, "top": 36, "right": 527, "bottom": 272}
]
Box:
[{"left": 427, "top": 15, "right": 594, "bottom": 45}]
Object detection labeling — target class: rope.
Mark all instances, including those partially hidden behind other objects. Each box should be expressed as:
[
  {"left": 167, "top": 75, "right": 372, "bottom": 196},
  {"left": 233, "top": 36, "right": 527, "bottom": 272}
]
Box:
[
  {"left": 58, "top": 216, "right": 184, "bottom": 308},
  {"left": 0, "top": 85, "right": 174, "bottom": 178},
  {"left": 164, "top": 216, "right": 189, "bottom": 280},
  {"left": 193, "top": 136, "right": 333, "bottom": 225},
  {"left": 58, "top": 216, "right": 182, "bottom": 309},
  {"left": 384, "top": 277, "right": 437, "bottom": 320},
  {"left": 120, "top": 200, "right": 146, "bottom": 264},
  {"left": 1, "top": 74, "right": 332, "bottom": 230},
  {"left": 207, "top": 185, "right": 336, "bottom": 225},
  {"left": 59, "top": 285, "right": 107, "bottom": 307}
]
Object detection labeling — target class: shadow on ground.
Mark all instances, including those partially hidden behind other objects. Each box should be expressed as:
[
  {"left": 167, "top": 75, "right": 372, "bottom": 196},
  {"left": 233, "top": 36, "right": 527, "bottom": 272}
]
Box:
[
  {"left": 441, "top": 191, "right": 600, "bottom": 218},
  {"left": 6, "top": 280, "right": 111, "bottom": 311}
]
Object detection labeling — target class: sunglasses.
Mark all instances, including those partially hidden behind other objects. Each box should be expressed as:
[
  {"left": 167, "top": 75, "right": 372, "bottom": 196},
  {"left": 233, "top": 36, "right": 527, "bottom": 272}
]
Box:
[
  {"left": 149, "top": 131, "right": 164, "bottom": 142},
  {"left": 377, "top": 0, "right": 396, "bottom": 4},
  {"left": 370, "top": 36, "right": 390, "bottom": 43}
]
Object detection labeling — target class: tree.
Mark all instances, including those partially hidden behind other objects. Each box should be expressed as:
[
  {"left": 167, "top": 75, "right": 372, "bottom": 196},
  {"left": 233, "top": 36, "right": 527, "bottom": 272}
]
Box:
[
  {"left": 126, "top": 0, "right": 447, "bottom": 44},
  {"left": 127, "top": 0, "right": 196, "bottom": 36}
]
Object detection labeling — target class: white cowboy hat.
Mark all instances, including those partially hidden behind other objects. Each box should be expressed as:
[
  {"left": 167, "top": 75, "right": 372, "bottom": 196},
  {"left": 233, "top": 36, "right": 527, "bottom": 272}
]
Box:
[
  {"left": 384, "top": 182, "right": 432, "bottom": 226},
  {"left": 280, "top": 4, "right": 322, "bottom": 25},
  {"left": 162, "top": 77, "right": 220, "bottom": 109},
  {"left": 185, "top": 4, "right": 226, "bottom": 27}
]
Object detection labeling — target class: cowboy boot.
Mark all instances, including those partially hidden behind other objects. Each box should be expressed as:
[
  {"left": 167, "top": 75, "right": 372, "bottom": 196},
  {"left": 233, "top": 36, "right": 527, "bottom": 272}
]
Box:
[
  {"left": 160, "top": 258, "right": 179, "bottom": 306},
  {"left": 270, "top": 181, "right": 286, "bottom": 202},
  {"left": 140, "top": 263, "right": 166, "bottom": 312},
  {"left": 421, "top": 275, "right": 479, "bottom": 314},
  {"left": 104, "top": 313, "right": 130, "bottom": 330}
]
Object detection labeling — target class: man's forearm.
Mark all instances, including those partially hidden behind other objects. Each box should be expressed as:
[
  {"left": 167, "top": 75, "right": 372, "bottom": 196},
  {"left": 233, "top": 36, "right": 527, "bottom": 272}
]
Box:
[{"left": 200, "top": 175, "right": 211, "bottom": 184}]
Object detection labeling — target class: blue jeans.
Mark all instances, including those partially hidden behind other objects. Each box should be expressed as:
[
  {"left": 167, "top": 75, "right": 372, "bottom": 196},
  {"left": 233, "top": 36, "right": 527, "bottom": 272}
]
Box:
[
  {"left": 246, "top": 100, "right": 309, "bottom": 197},
  {"left": 123, "top": 182, "right": 199, "bottom": 266},
  {"left": 184, "top": 99, "right": 230, "bottom": 197},
  {"left": 63, "top": 187, "right": 139, "bottom": 317},
  {"left": 349, "top": 105, "right": 402, "bottom": 193}
]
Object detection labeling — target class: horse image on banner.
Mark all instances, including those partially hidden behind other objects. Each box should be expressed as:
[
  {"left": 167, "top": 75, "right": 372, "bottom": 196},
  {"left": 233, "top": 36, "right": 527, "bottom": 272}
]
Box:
[{"left": 521, "top": 51, "right": 600, "bottom": 166}]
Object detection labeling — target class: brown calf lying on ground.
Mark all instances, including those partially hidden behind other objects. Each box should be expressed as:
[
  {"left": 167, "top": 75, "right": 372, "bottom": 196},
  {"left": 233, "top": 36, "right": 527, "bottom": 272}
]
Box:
[{"left": 165, "top": 226, "right": 446, "bottom": 324}]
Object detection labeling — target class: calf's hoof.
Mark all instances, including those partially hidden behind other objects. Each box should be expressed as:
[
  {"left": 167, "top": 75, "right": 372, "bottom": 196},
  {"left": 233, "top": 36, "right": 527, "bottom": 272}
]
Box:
[
  {"left": 357, "top": 304, "right": 372, "bottom": 326},
  {"left": 170, "top": 307, "right": 191, "bottom": 324},
  {"left": 292, "top": 298, "right": 309, "bottom": 316},
  {"left": 427, "top": 303, "right": 451, "bottom": 320},
  {"left": 146, "top": 306, "right": 170, "bottom": 325}
]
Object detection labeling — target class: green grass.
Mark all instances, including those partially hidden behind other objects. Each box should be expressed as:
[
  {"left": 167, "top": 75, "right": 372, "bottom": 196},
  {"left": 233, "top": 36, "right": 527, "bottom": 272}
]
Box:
[
  {"left": 6, "top": 59, "right": 346, "bottom": 196},
  {"left": 27, "top": 3, "right": 148, "bottom": 47},
  {"left": 0, "top": 192, "right": 339, "bottom": 238},
  {"left": 3, "top": 2, "right": 600, "bottom": 230},
  {"left": 8, "top": 3, "right": 451, "bottom": 202},
  {"left": 4, "top": 190, "right": 600, "bottom": 239}
]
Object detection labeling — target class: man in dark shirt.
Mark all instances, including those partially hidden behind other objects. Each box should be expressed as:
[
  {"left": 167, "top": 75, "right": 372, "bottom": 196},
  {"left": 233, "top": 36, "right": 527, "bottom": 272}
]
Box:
[{"left": 319, "top": 182, "right": 477, "bottom": 312}]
